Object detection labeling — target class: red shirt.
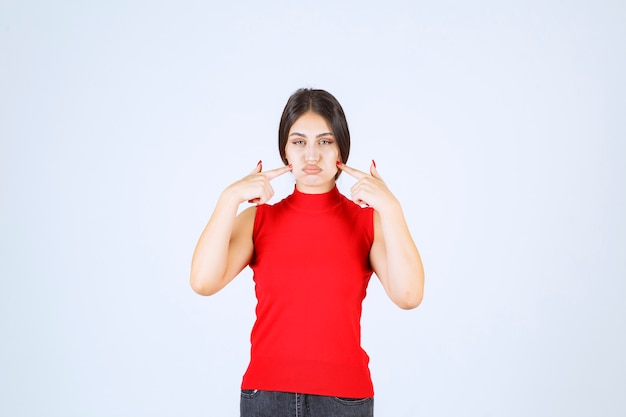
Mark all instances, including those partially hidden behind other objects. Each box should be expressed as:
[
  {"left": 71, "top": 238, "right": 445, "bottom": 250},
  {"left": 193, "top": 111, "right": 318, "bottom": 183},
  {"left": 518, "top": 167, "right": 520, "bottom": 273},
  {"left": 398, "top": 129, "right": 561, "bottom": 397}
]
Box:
[{"left": 241, "top": 186, "right": 375, "bottom": 397}]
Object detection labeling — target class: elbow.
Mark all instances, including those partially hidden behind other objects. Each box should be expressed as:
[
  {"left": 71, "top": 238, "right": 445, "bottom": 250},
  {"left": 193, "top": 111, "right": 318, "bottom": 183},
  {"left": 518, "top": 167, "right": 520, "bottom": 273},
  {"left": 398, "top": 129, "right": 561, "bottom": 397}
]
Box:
[
  {"left": 392, "top": 277, "right": 424, "bottom": 310},
  {"left": 398, "top": 267, "right": 425, "bottom": 310},
  {"left": 387, "top": 260, "right": 424, "bottom": 310},
  {"left": 395, "top": 291, "right": 423, "bottom": 310},
  {"left": 190, "top": 282, "right": 215, "bottom": 296},
  {"left": 189, "top": 272, "right": 221, "bottom": 296}
]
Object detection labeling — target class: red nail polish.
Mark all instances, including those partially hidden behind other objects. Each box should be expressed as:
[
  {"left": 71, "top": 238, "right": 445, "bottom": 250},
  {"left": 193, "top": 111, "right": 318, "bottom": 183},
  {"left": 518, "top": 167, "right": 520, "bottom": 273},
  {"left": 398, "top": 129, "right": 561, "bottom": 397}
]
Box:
[
  {"left": 257, "top": 160, "right": 262, "bottom": 166},
  {"left": 288, "top": 164, "right": 293, "bottom": 169},
  {"left": 336, "top": 161, "right": 341, "bottom": 166},
  {"left": 372, "top": 159, "right": 376, "bottom": 168}
]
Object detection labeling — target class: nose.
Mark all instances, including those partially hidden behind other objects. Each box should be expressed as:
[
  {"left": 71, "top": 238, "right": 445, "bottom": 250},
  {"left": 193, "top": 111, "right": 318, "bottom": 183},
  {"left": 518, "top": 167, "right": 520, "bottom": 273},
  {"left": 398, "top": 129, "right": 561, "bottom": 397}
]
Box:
[{"left": 305, "top": 144, "right": 319, "bottom": 163}]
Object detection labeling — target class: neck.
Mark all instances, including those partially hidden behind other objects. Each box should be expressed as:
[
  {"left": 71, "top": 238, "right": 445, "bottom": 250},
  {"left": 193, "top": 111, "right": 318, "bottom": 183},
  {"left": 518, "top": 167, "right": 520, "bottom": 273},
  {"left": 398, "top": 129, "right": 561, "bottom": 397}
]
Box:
[
  {"left": 288, "top": 185, "right": 342, "bottom": 212},
  {"left": 294, "top": 181, "right": 336, "bottom": 194}
]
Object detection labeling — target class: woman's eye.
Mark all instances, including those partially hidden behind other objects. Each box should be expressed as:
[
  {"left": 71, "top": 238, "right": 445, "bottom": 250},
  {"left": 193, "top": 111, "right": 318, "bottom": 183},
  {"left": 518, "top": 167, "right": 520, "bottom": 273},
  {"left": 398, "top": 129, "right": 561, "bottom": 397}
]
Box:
[
  {"left": 320, "top": 139, "right": 333, "bottom": 145},
  {"left": 292, "top": 140, "right": 305, "bottom": 145}
]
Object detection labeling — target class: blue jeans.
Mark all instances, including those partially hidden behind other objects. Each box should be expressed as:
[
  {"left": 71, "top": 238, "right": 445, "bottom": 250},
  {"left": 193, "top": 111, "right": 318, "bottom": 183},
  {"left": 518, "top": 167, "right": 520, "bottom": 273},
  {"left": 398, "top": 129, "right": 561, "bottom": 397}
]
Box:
[{"left": 240, "top": 390, "right": 374, "bottom": 417}]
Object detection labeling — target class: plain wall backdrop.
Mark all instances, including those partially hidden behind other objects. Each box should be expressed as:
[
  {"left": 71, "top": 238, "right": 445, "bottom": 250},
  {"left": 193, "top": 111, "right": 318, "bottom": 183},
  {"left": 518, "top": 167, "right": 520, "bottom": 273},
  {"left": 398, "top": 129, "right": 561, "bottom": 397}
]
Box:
[{"left": 1, "top": 0, "right": 625, "bottom": 416}]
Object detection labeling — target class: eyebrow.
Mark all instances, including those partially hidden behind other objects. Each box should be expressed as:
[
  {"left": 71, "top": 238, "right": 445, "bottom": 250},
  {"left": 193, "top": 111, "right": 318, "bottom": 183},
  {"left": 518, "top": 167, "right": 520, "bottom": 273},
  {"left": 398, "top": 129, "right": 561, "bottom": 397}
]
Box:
[{"left": 288, "top": 132, "right": 335, "bottom": 138}]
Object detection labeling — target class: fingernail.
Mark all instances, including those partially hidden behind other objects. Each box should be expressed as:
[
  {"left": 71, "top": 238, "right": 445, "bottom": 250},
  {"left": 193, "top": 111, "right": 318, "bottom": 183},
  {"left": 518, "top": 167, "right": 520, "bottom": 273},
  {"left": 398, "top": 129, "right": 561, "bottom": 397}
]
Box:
[
  {"left": 336, "top": 161, "right": 342, "bottom": 166},
  {"left": 372, "top": 159, "right": 377, "bottom": 168},
  {"left": 288, "top": 164, "right": 293, "bottom": 169},
  {"left": 257, "top": 160, "right": 262, "bottom": 166}
]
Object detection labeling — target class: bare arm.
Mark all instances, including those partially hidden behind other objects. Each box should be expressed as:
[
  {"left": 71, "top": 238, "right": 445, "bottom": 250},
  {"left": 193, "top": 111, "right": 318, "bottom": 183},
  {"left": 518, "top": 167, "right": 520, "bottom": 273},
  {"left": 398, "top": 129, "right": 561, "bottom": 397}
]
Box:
[
  {"left": 190, "top": 162, "right": 292, "bottom": 295},
  {"left": 339, "top": 161, "right": 424, "bottom": 309}
]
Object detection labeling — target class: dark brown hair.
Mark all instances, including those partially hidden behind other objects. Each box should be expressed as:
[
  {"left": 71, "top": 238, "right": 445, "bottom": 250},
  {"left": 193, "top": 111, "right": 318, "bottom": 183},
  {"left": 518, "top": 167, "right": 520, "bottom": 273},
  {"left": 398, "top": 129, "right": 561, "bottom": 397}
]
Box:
[{"left": 278, "top": 89, "right": 350, "bottom": 172}]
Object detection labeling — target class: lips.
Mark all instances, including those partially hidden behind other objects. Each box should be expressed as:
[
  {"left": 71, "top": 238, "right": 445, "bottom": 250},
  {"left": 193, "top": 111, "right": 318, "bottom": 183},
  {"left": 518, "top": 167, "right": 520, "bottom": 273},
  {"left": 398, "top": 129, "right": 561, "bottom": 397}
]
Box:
[{"left": 303, "top": 165, "right": 322, "bottom": 174}]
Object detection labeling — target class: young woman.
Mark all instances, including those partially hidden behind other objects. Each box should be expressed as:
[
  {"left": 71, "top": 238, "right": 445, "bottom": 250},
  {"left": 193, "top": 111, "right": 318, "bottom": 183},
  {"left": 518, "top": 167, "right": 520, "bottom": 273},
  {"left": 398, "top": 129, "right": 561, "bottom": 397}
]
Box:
[{"left": 191, "top": 88, "right": 424, "bottom": 417}]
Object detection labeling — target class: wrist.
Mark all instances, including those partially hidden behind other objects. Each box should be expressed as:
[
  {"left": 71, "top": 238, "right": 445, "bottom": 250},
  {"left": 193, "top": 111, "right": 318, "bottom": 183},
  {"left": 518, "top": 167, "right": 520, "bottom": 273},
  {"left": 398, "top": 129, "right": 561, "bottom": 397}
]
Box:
[
  {"left": 376, "top": 195, "right": 402, "bottom": 217},
  {"left": 220, "top": 186, "right": 245, "bottom": 208}
]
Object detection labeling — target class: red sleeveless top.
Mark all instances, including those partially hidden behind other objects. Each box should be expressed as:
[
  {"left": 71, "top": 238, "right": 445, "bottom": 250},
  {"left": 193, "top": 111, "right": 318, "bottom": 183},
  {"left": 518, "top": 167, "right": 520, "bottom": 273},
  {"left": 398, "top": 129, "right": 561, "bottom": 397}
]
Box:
[{"left": 241, "top": 186, "right": 375, "bottom": 397}]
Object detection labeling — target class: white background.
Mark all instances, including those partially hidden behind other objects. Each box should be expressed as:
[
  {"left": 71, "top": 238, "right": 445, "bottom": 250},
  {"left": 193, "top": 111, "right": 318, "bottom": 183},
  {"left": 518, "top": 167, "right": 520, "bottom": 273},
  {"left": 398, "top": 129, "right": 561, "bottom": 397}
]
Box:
[{"left": 1, "top": 1, "right": 625, "bottom": 416}]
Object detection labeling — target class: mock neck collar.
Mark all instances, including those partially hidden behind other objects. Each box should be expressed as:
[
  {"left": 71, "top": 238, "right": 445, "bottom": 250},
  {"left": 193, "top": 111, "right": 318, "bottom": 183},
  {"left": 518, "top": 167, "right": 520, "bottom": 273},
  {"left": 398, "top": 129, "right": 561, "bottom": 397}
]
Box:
[{"left": 286, "top": 185, "right": 343, "bottom": 212}]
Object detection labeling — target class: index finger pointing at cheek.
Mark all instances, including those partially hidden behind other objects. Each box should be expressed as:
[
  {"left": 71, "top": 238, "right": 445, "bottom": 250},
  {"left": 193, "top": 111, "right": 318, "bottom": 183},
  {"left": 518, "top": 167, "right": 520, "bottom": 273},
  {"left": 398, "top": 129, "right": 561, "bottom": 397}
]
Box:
[
  {"left": 337, "top": 162, "right": 368, "bottom": 180},
  {"left": 264, "top": 164, "right": 293, "bottom": 180}
]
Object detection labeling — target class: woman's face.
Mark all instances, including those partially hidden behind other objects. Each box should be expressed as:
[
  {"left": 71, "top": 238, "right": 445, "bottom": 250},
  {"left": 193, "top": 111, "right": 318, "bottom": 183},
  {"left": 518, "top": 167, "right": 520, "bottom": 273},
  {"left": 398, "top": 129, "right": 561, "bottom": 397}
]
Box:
[{"left": 284, "top": 111, "right": 340, "bottom": 194}]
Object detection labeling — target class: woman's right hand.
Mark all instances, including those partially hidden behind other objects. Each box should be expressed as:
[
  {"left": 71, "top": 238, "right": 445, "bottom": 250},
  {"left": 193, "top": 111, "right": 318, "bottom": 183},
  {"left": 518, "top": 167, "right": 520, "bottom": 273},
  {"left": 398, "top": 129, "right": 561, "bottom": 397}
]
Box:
[
  {"left": 224, "top": 161, "right": 292, "bottom": 205},
  {"left": 190, "top": 161, "right": 292, "bottom": 295}
]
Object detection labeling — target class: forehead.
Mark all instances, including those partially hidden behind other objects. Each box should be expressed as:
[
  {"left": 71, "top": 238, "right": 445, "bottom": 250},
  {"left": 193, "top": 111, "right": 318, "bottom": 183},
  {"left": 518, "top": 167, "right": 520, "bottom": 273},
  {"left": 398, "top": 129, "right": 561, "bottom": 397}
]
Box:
[{"left": 289, "top": 111, "right": 332, "bottom": 134}]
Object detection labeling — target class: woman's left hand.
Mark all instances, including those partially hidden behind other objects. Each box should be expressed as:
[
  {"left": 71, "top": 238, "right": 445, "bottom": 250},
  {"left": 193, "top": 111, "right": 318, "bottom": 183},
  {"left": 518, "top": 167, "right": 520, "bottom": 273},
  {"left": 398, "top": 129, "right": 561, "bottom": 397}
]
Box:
[
  {"left": 337, "top": 161, "right": 399, "bottom": 213},
  {"left": 339, "top": 160, "right": 424, "bottom": 309}
]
